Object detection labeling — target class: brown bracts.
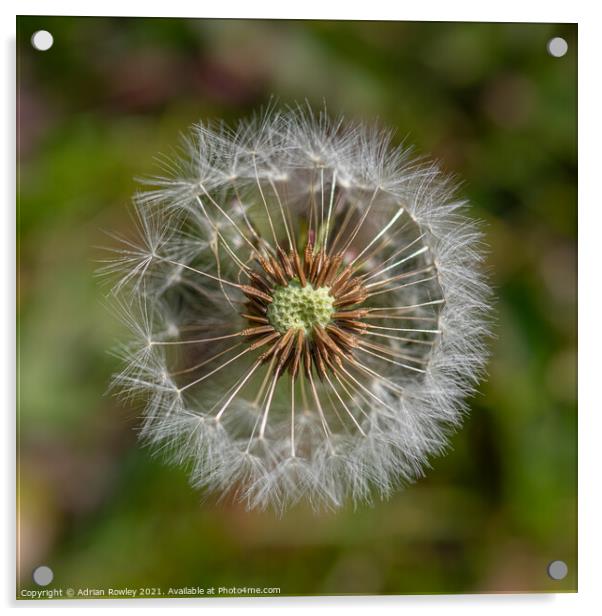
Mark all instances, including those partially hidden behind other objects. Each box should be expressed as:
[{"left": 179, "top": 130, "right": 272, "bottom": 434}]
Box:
[{"left": 241, "top": 241, "right": 370, "bottom": 380}]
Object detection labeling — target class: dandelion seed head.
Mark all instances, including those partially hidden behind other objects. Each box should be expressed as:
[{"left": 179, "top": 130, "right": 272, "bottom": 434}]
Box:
[
  {"left": 268, "top": 282, "right": 335, "bottom": 335},
  {"left": 106, "top": 105, "right": 491, "bottom": 512}
]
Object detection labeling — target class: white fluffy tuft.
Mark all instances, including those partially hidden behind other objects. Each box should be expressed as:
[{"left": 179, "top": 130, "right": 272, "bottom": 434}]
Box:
[{"left": 105, "top": 106, "right": 492, "bottom": 512}]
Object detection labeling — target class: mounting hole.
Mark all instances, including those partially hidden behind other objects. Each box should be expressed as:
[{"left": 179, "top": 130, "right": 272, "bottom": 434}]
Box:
[
  {"left": 32, "top": 565, "right": 54, "bottom": 586},
  {"left": 547, "top": 37, "right": 568, "bottom": 58},
  {"left": 31, "top": 30, "right": 54, "bottom": 51},
  {"left": 547, "top": 560, "right": 568, "bottom": 580}
]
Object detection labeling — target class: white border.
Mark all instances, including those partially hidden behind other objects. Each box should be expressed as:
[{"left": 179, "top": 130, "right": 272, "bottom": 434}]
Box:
[
  {"left": 3, "top": 1, "right": 598, "bottom": 613},
  {"left": 5, "top": 1, "right": 584, "bottom": 21}
]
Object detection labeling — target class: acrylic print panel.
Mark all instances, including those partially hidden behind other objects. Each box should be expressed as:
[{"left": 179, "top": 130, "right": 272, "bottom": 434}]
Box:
[{"left": 16, "top": 16, "right": 577, "bottom": 599}]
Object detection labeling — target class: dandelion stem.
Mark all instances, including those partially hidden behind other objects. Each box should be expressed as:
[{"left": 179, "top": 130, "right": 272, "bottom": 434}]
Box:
[
  {"left": 290, "top": 373, "right": 296, "bottom": 457},
  {"left": 152, "top": 331, "right": 242, "bottom": 345},
  {"left": 252, "top": 154, "right": 281, "bottom": 251},
  {"left": 350, "top": 207, "right": 404, "bottom": 267},
  {"left": 362, "top": 245, "right": 429, "bottom": 282},
  {"left": 323, "top": 169, "right": 337, "bottom": 253},
  {"left": 307, "top": 369, "right": 334, "bottom": 452},
  {"left": 324, "top": 371, "right": 366, "bottom": 435},
  {"left": 215, "top": 360, "right": 262, "bottom": 421},
  {"left": 339, "top": 186, "right": 380, "bottom": 256},
  {"left": 198, "top": 184, "right": 258, "bottom": 255},
  {"left": 357, "top": 344, "right": 426, "bottom": 373}
]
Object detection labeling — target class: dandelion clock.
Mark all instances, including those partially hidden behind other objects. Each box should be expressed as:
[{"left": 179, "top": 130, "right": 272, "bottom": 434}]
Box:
[
  {"left": 107, "top": 108, "right": 491, "bottom": 511},
  {"left": 17, "top": 16, "right": 577, "bottom": 598}
]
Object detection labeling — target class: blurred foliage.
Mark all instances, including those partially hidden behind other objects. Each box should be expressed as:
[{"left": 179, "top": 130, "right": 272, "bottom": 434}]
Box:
[{"left": 17, "top": 16, "right": 577, "bottom": 596}]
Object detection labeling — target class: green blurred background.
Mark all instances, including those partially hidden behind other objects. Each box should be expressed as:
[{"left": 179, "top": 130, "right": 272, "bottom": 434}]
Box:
[{"left": 17, "top": 17, "right": 577, "bottom": 596}]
